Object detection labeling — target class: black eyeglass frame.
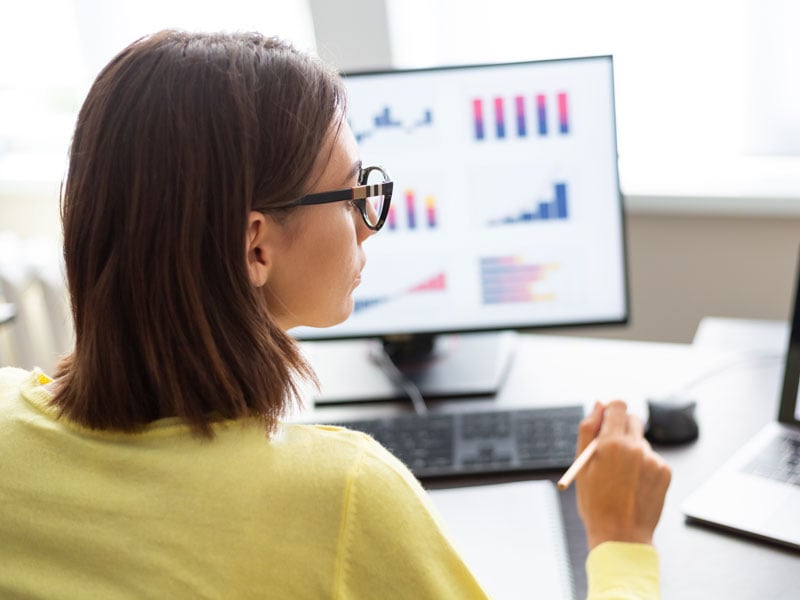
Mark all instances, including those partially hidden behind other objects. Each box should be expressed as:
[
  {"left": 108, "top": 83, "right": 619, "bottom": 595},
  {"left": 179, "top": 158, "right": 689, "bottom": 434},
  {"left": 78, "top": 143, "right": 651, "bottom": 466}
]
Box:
[{"left": 294, "top": 165, "right": 393, "bottom": 231}]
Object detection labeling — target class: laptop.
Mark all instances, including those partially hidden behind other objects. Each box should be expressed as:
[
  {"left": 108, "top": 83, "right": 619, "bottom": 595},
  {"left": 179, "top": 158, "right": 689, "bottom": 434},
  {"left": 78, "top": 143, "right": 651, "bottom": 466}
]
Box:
[{"left": 681, "top": 250, "right": 800, "bottom": 550}]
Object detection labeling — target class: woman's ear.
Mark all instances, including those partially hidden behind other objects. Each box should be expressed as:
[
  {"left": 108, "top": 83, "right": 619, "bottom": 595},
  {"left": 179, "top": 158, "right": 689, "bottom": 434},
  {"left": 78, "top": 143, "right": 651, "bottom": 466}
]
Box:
[{"left": 245, "top": 211, "right": 275, "bottom": 287}]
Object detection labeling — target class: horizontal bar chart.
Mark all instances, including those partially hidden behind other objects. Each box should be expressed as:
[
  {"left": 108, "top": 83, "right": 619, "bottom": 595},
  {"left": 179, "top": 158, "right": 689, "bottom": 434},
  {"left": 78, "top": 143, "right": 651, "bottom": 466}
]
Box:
[{"left": 480, "top": 257, "right": 558, "bottom": 305}]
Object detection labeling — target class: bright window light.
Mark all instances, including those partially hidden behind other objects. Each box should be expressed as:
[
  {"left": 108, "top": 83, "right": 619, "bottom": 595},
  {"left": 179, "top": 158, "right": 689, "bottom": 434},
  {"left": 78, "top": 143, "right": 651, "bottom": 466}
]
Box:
[
  {"left": 386, "top": 0, "right": 800, "bottom": 203},
  {"left": 0, "top": 0, "right": 316, "bottom": 185}
]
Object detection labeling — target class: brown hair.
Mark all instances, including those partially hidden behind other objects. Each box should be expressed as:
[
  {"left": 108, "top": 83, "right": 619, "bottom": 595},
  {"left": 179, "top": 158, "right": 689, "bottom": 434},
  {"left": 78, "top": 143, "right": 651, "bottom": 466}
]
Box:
[{"left": 53, "top": 30, "right": 344, "bottom": 437}]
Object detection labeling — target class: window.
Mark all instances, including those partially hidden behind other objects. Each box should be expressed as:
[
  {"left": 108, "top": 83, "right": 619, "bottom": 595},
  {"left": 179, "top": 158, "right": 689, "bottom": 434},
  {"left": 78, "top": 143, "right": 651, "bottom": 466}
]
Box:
[
  {"left": 0, "top": 0, "right": 316, "bottom": 186},
  {"left": 386, "top": 0, "right": 800, "bottom": 210}
]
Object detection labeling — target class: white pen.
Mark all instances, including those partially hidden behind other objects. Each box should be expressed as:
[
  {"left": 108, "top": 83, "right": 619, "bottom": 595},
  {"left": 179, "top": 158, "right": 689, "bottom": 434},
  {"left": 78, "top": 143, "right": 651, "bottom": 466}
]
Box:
[{"left": 557, "top": 438, "right": 598, "bottom": 491}]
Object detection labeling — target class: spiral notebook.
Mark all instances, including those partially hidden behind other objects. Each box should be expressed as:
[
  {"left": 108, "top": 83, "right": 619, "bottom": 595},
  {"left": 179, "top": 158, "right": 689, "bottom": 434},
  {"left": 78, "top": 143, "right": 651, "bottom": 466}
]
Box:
[{"left": 429, "top": 480, "right": 574, "bottom": 599}]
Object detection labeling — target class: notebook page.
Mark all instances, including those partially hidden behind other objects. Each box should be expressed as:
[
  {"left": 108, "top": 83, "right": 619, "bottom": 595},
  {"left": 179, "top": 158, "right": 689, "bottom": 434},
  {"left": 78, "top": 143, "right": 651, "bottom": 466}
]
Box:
[{"left": 428, "top": 480, "right": 574, "bottom": 600}]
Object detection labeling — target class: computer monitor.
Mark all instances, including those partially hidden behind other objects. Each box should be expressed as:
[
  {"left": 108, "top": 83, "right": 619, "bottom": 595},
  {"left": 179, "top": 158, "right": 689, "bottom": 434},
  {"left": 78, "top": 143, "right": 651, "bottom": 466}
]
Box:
[{"left": 292, "top": 56, "right": 627, "bottom": 398}]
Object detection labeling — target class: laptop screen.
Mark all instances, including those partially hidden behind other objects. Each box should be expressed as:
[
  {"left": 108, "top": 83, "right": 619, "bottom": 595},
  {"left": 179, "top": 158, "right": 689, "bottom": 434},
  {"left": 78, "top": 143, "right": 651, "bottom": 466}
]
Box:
[{"left": 779, "top": 247, "right": 800, "bottom": 425}]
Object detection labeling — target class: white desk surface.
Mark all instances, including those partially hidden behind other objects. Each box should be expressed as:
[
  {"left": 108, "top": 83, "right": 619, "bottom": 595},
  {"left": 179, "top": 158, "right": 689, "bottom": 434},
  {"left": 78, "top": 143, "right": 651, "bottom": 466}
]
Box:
[
  {"left": 297, "top": 319, "right": 800, "bottom": 599},
  {"left": 692, "top": 316, "right": 788, "bottom": 352},
  {"left": 300, "top": 333, "right": 710, "bottom": 423}
]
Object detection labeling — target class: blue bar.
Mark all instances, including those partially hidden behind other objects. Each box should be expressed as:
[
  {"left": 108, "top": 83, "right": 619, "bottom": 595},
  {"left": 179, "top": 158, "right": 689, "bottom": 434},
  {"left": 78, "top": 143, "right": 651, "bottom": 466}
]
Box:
[
  {"left": 375, "top": 107, "right": 401, "bottom": 127},
  {"left": 537, "top": 95, "right": 548, "bottom": 136},
  {"left": 555, "top": 183, "right": 568, "bottom": 218},
  {"left": 515, "top": 96, "right": 526, "bottom": 137},
  {"left": 538, "top": 202, "right": 550, "bottom": 220}
]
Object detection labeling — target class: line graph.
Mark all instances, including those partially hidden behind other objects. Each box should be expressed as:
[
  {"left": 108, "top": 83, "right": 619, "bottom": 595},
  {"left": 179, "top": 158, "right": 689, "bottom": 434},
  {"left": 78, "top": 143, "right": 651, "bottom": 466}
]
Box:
[{"left": 354, "top": 272, "right": 447, "bottom": 313}]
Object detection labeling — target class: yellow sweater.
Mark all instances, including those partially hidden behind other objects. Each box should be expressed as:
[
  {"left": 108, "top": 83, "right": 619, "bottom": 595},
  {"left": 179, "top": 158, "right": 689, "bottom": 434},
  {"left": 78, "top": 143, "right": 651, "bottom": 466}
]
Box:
[{"left": 0, "top": 367, "right": 659, "bottom": 598}]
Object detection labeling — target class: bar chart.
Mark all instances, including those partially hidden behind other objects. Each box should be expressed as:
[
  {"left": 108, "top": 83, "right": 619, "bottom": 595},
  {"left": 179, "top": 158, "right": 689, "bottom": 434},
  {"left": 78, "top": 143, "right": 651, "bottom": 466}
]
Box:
[
  {"left": 480, "top": 257, "right": 558, "bottom": 305},
  {"left": 472, "top": 92, "right": 569, "bottom": 141},
  {"left": 487, "top": 182, "right": 569, "bottom": 226},
  {"left": 387, "top": 189, "right": 439, "bottom": 231}
]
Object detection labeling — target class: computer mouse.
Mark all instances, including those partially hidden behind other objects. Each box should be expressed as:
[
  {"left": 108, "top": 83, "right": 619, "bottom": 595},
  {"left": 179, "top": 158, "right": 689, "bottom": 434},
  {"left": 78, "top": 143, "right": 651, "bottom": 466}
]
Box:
[{"left": 645, "top": 396, "right": 699, "bottom": 445}]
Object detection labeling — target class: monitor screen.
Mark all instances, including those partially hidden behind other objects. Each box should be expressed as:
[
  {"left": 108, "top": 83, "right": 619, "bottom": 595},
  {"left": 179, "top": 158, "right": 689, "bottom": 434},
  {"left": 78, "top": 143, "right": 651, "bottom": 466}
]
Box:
[{"left": 292, "top": 56, "right": 627, "bottom": 341}]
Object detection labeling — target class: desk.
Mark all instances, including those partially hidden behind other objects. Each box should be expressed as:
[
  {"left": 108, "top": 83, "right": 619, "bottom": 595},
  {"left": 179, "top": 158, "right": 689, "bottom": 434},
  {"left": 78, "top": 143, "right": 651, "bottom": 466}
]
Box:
[
  {"left": 298, "top": 319, "right": 800, "bottom": 599},
  {"left": 654, "top": 318, "right": 798, "bottom": 600}
]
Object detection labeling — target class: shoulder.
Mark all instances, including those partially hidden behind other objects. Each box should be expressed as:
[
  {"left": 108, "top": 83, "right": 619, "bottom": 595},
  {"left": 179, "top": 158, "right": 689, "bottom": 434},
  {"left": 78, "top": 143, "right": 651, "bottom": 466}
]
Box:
[
  {"left": 278, "top": 422, "right": 427, "bottom": 510},
  {"left": 279, "top": 423, "right": 409, "bottom": 480}
]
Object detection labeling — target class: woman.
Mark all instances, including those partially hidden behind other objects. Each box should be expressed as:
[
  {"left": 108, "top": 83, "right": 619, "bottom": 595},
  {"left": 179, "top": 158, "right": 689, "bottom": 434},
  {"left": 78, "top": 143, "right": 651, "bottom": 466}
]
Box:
[{"left": 0, "top": 30, "right": 670, "bottom": 597}]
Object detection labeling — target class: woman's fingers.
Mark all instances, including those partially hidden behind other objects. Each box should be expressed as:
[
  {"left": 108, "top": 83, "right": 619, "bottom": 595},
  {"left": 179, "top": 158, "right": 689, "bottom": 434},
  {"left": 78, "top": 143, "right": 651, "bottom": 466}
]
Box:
[
  {"left": 627, "top": 412, "right": 644, "bottom": 440},
  {"left": 577, "top": 401, "right": 605, "bottom": 455},
  {"left": 599, "top": 399, "right": 628, "bottom": 436},
  {"left": 576, "top": 400, "right": 672, "bottom": 549}
]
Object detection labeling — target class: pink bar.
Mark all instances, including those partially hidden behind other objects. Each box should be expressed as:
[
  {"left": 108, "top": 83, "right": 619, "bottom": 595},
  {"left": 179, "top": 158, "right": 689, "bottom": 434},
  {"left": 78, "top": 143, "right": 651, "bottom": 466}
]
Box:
[
  {"left": 494, "top": 97, "right": 506, "bottom": 138},
  {"left": 472, "top": 98, "right": 485, "bottom": 140},
  {"left": 557, "top": 92, "right": 569, "bottom": 134}
]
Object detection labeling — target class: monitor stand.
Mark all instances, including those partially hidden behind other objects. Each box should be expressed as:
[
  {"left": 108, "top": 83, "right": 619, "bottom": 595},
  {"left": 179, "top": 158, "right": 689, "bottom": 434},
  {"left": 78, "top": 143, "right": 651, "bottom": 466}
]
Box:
[{"left": 308, "top": 330, "right": 519, "bottom": 405}]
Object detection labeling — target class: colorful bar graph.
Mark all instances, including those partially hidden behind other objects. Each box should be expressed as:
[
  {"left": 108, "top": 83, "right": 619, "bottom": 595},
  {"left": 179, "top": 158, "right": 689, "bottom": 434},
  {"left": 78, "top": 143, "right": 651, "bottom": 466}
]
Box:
[
  {"left": 487, "top": 182, "right": 569, "bottom": 226},
  {"left": 425, "top": 195, "right": 437, "bottom": 228},
  {"left": 536, "top": 94, "right": 548, "bottom": 135},
  {"left": 473, "top": 99, "right": 485, "bottom": 140},
  {"left": 480, "top": 257, "right": 557, "bottom": 304},
  {"left": 386, "top": 190, "right": 438, "bottom": 232},
  {"left": 494, "top": 97, "right": 506, "bottom": 139},
  {"left": 470, "top": 92, "right": 569, "bottom": 140},
  {"left": 557, "top": 92, "right": 569, "bottom": 134},
  {"left": 515, "top": 95, "right": 526, "bottom": 137}
]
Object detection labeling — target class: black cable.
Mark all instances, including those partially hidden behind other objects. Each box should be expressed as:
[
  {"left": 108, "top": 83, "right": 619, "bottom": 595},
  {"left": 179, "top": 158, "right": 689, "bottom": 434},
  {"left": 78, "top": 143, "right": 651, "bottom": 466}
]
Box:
[
  {"left": 368, "top": 341, "right": 428, "bottom": 415},
  {"left": 675, "top": 352, "right": 783, "bottom": 396}
]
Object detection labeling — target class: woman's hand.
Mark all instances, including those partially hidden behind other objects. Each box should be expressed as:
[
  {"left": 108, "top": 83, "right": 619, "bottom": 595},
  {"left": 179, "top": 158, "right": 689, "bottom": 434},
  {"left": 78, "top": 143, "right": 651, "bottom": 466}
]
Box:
[{"left": 575, "top": 400, "right": 672, "bottom": 550}]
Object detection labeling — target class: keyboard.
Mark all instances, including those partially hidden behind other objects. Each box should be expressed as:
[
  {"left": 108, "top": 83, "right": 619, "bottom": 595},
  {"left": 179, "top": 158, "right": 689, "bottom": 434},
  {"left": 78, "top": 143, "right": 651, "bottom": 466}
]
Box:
[
  {"left": 743, "top": 434, "right": 800, "bottom": 486},
  {"left": 331, "top": 405, "right": 583, "bottom": 478}
]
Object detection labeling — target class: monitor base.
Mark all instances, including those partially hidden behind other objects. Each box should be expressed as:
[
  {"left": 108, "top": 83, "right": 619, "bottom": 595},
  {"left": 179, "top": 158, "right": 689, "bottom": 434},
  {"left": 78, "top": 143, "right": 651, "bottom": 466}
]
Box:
[{"left": 308, "top": 331, "right": 518, "bottom": 405}]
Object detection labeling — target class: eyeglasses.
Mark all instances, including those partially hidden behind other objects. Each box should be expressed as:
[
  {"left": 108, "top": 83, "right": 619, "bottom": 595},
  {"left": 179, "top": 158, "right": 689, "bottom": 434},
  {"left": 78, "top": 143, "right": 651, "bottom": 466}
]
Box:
[{"left": 294, "top": 165, "right": 393, "bottom": 231}]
